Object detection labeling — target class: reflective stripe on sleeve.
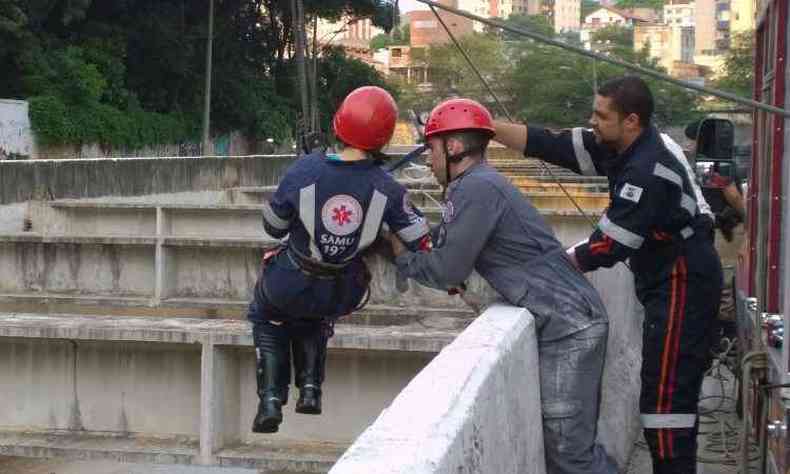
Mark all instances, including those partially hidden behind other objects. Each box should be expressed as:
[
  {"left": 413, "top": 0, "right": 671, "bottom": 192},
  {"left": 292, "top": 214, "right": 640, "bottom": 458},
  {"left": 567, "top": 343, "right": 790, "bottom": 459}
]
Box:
[
  {"left": 298, "top": 184, "right": 323, "bottom": 260},
  {"left": 396, "top": 219, "right": 430, "bottom": 243},
  {"left": 599, "top": 215, "right": 645, "bottom": 249},
  {"left": 572, "top": 128, "right": 597, "bottom": 176},
  {"left": 262, "top": 200, "right": 290, "bottom": 230},
  {"left": 661, "top": 133, "right": 714, "bottom": 218},
  {"left": 653, "top": 163, "right": 683, "bottom": 186},
  {"left": 681, "top": 193, "right": 697, "bottom": 216},
  {"left": 356, "top": 190, "right": 388, "bottom": 253},
  {"left": 641, "top": 413, "right": 696, "bottom": 429}
]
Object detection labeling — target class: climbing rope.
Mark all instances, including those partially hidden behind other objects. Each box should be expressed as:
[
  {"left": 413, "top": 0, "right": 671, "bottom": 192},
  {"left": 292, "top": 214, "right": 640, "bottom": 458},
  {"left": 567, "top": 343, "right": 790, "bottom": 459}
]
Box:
[
  {"left": 427, "top": 3, "right": 635, "bottom": 272},
  {"left": 417, "top": 0, "right": 790, "bottom": 119},
  {"left": 695, "top": 337, "right": 759, "bottom": 469},
  {"left": 428, "top": 3, "right": 599, "bottom": 231},
  {"left": 697, "top": 338, "right": 762, "bottom": 470}
]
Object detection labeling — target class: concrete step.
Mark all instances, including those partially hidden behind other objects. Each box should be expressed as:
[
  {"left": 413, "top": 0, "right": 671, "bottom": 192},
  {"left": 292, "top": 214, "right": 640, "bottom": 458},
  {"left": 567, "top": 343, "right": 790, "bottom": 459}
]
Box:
[
  {"left": 0, "top": 295, "right": 472, "bottom": 326},
  {"left": 0, "top": 431, "right": 198, "bottom": 466},
  {"left": 0, "top": 431, "right": 340, "bottom": 473},
  {"left": 216, "top": 440, "right": 346, "bottom": 472},
  {"left": 523, "top": 194, "right": 609, "bottom": 211},
  {"left": 0, "top": 312, "right": 460, "bottom": 352},
  {"left": 508, "top": 180, "right": 607, "bottom": 193},
  {"left": 0, "top": 457, "right": 259, "bottom": 474}
]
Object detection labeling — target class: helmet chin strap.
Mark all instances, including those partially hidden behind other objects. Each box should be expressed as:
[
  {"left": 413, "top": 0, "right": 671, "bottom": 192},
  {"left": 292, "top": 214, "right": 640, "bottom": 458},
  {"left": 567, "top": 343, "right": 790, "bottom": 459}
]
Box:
[{"left": 441, "top": 138, "right": 484, "bottom": 200}]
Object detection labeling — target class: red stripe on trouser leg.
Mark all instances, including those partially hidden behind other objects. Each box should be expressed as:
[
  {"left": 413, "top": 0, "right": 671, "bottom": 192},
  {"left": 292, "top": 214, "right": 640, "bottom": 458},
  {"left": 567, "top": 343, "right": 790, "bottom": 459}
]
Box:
[
  {"left": 656, "top": 260, "right": 681, "bottom": 459},
  {"left": 664, "top": 257, "right": 688, "bottom": 459}
]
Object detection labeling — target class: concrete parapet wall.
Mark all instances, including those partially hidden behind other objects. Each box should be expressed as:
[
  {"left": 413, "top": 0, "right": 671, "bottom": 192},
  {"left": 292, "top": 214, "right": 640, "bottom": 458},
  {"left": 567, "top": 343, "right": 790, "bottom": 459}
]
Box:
[
  {"left": 0, "top": 156, "right": 296, "bottom": 205},
  {"left": 329, "top": 304, "right": 545, "bottom": 474},
  {"left": 0, "top": 154, "right": 433, "bottom": 206},
  {"left": 588, "top": 265, "right": 644, "bottom": 466}
]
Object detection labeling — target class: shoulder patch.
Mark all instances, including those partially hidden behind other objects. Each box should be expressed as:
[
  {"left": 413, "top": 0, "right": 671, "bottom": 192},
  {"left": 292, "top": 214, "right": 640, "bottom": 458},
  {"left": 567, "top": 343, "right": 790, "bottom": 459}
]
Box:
[
  {"left": 321, "top": 194, "right": 363, "bottom": 236},
  {"left": 618, "top": 183, "right": 644, "bottom": 204}
]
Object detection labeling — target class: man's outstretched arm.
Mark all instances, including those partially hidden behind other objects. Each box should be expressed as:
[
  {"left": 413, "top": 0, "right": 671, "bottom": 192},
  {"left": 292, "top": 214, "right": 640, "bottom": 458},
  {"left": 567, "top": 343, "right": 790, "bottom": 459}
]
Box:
[
  {"left": 492, "top": 121, "right": 528, "bottom": 153},
  {"left": 494, "top": 120, "right": 606, "bottom": 176}
]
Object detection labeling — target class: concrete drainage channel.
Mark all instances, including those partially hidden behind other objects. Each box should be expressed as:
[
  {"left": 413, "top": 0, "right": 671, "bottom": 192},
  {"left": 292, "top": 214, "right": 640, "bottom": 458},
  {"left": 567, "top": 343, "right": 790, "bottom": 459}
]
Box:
[
  {"left": 0, "top": 156, "right": 645, "bottom": 472},
  {"left": 0, "top": 457, "right": 262, "bottom": 473}
]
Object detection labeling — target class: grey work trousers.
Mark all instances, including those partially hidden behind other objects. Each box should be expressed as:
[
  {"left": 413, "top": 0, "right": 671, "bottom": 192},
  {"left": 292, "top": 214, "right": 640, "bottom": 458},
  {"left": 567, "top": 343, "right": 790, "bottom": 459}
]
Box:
[{"left": 539, "top": 322, "right": 617, "bottom": 474}]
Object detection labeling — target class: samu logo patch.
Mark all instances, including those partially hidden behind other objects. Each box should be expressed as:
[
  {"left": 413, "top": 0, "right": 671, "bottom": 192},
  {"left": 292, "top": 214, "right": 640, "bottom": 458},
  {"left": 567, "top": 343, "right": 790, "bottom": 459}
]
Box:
[
  {"left": 618, "top": 183, "right": 643, "bottom": 204},
  {"left": 321, "top": 194, "right": 363, "bottom": 236}
]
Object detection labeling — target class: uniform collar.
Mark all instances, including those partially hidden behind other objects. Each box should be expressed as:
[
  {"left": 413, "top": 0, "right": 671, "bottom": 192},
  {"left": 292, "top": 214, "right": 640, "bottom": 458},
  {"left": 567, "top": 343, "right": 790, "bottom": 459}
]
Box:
[
  {"left": 452, "top": 160, "right": 487, "bottom": 181},
  {"left": 620, "top": 126, "right": 655, "bottom": 159},
  {"left": 323, "top": 152, "right": 376, "bottom": 167},
  {"left": 601, "top": 126, "right": 657, "bottom": 175}
]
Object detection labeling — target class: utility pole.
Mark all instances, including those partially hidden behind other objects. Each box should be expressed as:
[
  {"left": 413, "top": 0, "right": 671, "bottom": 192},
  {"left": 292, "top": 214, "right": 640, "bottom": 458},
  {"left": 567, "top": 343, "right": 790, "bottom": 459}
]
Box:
[
  {"left": 311, "top": 15, "right": 319, "bottom": 133},
  {"left": 291, "top": 0, "right": 311, "bottom": 142},
  {"left": 202, "top": 0, "right": 214, "bottom": 155},
  {"left": 391, "top": 0, "right": 399, "bottom": 39}
]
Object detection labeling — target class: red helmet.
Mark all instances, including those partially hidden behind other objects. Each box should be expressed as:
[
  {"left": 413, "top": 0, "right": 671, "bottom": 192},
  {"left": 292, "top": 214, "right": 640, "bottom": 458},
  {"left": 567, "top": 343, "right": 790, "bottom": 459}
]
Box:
[
  {"left": 333, "top": 86, "right": 398, "bottom": 151},
  {"left": 424, "top": 99, "right": 495, "bottom": 139}
]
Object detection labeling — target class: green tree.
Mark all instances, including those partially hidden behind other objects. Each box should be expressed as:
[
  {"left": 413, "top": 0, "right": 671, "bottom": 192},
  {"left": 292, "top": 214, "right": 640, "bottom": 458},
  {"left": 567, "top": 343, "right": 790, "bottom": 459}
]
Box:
[
  {"left": 591, "top": 25, "right": 634, "bottom": 50},
  {"left": 505, "top": 22, "right": 698, "bottom": 128},
  {"left": 715, "top": 31, "right": 754, "bottom": 99},
  {"left": 2, "top": 0, "right": 398, "bottom": 148},
  {"left": 498, "top": 13, "right": 554, "bottom": 41},
  {"left": 506, "top": 42, "right": 598, "bottom": 126},
  {"left": 371, "top": 33, "right": 394, "bottom": 50},
  {"left": 614, "top": 0, "right": 663, "bottom": 9},
  {"left": 370, "top": 22, "right": 409, "bottom": 50},
  {"left": 316, "top": 47, "right": 399, "bottom": 130},
  {"left": 425, "top": 33, "right": 509, "bottom": 105},
  {"left": 0, "top": 0, "right": 27, "bottom": 57},
  {"left": 0, "top": 0, "right": 30, "bottom": 96},
  {"left": 581, "top": 0, "right": 600, "bottom": 18}
]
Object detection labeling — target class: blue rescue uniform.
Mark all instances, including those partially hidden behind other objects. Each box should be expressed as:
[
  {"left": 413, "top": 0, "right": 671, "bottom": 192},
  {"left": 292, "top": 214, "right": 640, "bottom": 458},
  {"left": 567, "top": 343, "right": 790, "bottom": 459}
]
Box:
[
  {"left": 249, "top": 152, "right": 430, "bottom": 323},
  {"left": 526, "top": 125, "right": 723, "bottom": 474},
  {"left": 247, "top": 152, "right": 430, "bottom": 430}
]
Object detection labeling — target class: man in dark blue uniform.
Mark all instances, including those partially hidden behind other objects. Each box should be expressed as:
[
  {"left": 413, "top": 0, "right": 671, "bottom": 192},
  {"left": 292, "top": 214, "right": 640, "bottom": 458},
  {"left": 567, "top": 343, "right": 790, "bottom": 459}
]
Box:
[
  {"left": 387, "top": 98, "right": 617, "bottom": 474},
  {"left": 249, "top": 86, "right": 431, "bottom": 433},
  {"left": 494, "top": 76, "right": 722, "bottom": 474}
]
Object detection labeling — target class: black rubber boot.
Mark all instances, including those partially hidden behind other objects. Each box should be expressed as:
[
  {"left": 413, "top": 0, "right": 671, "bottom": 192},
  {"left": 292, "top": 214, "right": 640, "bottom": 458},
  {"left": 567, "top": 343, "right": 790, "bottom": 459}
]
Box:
[
  {"left": 252, "top": 321, "right": 291, "bottom": 433},
  {"left": 292, "top": 326, "right": 326, "bottom": 415}
]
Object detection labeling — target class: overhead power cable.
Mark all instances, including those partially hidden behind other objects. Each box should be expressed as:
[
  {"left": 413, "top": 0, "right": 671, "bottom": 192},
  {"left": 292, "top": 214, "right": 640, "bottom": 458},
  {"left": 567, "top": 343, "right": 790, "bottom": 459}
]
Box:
[
  {"left": 417, "top": 0, "right": 789, "bottom": 118},
  {"left": 429, "top": 3, "right": 599, "bottom": 229}
]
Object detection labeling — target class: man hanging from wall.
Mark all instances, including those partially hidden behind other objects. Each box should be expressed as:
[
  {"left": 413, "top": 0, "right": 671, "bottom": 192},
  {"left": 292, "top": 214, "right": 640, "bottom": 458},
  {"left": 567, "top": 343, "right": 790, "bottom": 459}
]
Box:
[
  {"left": 248, "top": 86, "right": 432, "bottom": 433},
  {"left": 494, "top": 76, "right": 723, "bottom": 474},
  {"left": 384, "top": 98, "right": 617, "bottom": 474}
]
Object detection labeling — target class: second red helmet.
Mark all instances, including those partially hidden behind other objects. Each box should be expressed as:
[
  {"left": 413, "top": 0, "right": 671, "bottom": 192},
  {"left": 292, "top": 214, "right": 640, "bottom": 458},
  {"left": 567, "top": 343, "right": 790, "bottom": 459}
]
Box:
[
  {"left": 333, "top": 86, "right": 398, "bottom": 151},
  {"left": 424, "top": 98, "right": 495, "bottom": 139}
]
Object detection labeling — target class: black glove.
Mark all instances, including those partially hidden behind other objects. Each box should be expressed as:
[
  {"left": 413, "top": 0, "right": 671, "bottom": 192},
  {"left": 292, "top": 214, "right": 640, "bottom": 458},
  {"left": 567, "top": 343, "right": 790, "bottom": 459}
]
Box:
[{"left": 715, "top": 207, "right": 742, "bottom": 242}]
